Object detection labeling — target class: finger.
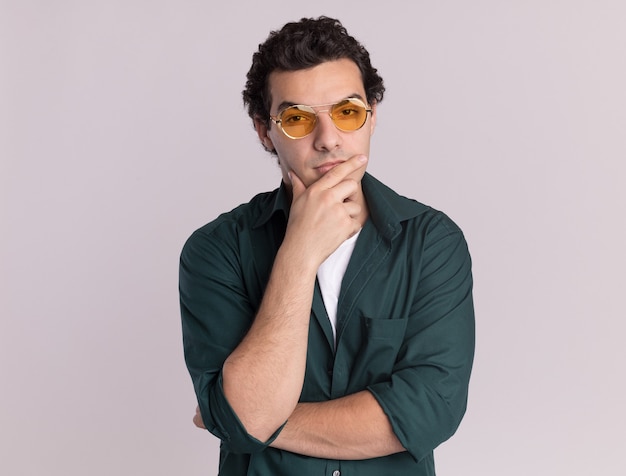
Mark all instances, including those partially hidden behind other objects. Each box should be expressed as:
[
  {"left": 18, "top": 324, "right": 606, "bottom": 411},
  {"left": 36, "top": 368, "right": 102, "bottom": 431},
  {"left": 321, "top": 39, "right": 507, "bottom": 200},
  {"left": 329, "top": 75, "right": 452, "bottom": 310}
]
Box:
[
  {"left": 193, "top": 406, "right": 206, "bottom": 429},
  {"left": 193, "top": 414, "right": 206, "bottom": 429},
  {"left": 325, "top": 177, "right": 360, "bottom": 203},
  {"left": 342, "top": 200, "right": 362, "bottom": 219},
  {"left": 317, "top": 155, "right": 368, "bottom": 189}
]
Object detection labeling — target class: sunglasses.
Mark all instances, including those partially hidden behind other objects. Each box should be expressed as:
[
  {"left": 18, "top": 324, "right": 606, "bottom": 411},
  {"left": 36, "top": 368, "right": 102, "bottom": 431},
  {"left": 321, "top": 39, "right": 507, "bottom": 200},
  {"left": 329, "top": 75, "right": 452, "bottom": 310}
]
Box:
[{"left": 270, "top": 97, "right": 372, "bottom": 139}]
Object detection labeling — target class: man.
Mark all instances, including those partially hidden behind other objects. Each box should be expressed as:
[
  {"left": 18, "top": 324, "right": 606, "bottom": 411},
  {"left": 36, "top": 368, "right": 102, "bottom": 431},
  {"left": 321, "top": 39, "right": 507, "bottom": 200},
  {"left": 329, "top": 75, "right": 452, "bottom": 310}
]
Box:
[{"left": 180, "top": 16, "right": 474, "bottom": 475}]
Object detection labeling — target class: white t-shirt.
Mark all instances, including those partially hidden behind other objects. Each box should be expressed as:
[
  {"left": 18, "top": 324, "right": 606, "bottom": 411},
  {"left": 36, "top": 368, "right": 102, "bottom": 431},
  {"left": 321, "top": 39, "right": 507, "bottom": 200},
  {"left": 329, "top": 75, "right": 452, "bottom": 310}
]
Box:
[{"left": 316, "top": 230, "right": 361, "bottom": 343}]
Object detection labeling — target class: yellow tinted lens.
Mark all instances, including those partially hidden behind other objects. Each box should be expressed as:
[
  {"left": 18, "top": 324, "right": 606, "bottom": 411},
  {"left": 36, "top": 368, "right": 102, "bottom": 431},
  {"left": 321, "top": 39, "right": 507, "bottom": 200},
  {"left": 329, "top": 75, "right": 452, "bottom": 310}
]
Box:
[
  {"left": 280, "top": 106, "right": 317, "bottom": 138},
  {"left": 330, "top": 99, "right": 368, "bottom": 131}
]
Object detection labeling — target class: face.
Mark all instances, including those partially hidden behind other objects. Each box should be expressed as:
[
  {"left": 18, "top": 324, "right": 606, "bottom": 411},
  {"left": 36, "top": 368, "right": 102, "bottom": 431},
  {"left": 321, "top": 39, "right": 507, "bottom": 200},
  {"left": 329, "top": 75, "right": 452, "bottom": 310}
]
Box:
[{"left": 255, "top": 58, "right": 377, "bottom": 189}]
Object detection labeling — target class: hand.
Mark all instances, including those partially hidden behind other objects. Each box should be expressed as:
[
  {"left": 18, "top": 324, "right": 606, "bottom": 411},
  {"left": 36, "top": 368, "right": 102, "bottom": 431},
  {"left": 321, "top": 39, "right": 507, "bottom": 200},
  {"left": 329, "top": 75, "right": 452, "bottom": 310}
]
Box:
[
  {"left": 193, "top": 405, "right": 206, "bottom": 429},
  {"left": 284, "top": 155, "right": 368, "bottom": 268}
]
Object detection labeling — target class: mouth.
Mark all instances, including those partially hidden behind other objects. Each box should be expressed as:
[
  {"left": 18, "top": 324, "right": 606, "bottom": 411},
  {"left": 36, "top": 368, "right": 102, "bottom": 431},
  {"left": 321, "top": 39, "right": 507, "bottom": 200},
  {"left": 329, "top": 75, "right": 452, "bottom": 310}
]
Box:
[{"left": 314, "top": 160, "right": 344, "bottom": 174}]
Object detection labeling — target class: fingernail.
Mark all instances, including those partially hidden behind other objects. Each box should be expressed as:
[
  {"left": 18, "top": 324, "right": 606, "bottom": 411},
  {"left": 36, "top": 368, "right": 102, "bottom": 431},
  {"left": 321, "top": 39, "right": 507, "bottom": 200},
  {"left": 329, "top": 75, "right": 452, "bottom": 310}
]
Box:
[{"left": 358, "top": 155, "right": 368, "bottom": 162}]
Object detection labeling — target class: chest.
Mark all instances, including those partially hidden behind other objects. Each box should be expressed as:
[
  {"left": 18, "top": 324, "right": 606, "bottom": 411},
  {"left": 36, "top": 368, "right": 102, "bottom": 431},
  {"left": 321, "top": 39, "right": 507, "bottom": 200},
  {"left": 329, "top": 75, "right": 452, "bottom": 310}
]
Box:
[{"left": 239, "top": 220, "right": 424, "bottom": 399}]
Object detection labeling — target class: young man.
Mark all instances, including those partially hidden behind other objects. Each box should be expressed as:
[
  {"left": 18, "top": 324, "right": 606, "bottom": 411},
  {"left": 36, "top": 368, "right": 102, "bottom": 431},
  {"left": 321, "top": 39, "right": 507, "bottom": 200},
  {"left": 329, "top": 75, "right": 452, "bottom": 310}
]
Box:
[{"left": 180, "top": 16, "right": 475, "bottom": 475}]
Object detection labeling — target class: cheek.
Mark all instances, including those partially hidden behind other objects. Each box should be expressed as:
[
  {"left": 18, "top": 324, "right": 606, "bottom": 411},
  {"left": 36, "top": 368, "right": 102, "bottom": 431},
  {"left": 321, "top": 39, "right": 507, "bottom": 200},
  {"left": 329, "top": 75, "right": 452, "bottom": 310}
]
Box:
[
  {"left": 274, "top": 149, "right": 294, "bottom": 171},
  {"left": 273, "top": 141, "right": 308, "bottom": 170}
]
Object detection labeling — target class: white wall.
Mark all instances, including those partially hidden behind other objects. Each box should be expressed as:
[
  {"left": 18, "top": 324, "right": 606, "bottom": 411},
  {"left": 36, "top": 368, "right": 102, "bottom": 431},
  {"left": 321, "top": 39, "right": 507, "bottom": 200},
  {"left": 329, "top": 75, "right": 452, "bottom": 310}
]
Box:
[{"left": 1, "top": 1, "right": 624, "bottom": 474}]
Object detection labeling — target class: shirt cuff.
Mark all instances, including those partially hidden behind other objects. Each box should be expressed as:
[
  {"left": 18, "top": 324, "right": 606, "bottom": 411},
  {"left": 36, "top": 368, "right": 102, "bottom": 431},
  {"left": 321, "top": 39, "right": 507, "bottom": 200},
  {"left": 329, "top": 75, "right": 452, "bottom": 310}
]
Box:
[{"left": 204, "top": 373, "right": 286, "bottom": 454}]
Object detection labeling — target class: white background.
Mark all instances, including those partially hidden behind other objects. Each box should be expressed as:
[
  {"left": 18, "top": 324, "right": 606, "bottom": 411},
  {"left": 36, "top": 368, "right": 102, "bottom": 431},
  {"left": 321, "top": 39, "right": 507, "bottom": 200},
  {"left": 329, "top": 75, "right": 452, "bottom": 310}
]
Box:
[{"left": 2, "top": 1, "right": 625, "bottom": 474}]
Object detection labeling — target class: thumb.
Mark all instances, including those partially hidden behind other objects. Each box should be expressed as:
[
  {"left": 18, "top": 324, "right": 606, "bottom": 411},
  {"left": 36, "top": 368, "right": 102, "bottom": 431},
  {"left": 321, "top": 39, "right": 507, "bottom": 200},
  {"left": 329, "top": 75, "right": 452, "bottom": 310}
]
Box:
[{"left": 288, "top": 171, "right": 306, "bottom": 201}]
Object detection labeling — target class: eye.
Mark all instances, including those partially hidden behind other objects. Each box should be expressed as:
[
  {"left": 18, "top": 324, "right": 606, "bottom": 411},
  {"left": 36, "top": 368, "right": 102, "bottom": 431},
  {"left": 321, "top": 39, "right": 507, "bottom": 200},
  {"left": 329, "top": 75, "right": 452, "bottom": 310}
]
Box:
[
  {"left": 333, "top": 104, "right": 364, "bottom": 121},
  {"left": 338, "top": 107, "right": 359, "bottom": 116},
  {"left": 281, "top": 107, "right": 315, "bottom": 124},
  {"left": 284, "top": 114, "right": 308, "bottom": 123}
]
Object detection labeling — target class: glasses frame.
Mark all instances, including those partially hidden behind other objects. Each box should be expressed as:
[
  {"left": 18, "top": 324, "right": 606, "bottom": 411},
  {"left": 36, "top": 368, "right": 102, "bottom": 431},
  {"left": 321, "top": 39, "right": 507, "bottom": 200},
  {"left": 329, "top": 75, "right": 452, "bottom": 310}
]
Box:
[{"left": 269, "top": 97, "right": 373, "bottom": 139}]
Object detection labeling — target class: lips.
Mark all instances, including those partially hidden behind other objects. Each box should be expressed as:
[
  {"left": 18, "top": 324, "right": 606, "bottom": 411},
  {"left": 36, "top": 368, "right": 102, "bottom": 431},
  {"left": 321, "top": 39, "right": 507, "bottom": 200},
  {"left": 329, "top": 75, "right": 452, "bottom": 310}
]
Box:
[{"left": 315, "top": 160, "right": 344, "bottom": 174}]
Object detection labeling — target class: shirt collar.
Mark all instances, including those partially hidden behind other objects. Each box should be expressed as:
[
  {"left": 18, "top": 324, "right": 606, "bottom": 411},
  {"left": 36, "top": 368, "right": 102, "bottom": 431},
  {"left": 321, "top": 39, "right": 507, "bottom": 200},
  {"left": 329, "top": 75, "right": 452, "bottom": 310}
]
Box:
[
  {"left": 361, "top": 173, "right": 429, "bottom": 242},
  {"left": 252, "top": 180, "right": 291, "bottom": 229}
]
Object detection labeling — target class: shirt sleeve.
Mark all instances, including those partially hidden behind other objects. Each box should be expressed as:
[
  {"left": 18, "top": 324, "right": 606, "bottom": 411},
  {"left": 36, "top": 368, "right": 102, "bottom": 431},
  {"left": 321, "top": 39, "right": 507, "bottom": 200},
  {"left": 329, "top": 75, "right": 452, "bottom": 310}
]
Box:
[
  {"left": 367, "top": 212, "right": 475, "bottom": 462},
  {"left": 179, "top": 224, "right": 284, "bottom": 454}
]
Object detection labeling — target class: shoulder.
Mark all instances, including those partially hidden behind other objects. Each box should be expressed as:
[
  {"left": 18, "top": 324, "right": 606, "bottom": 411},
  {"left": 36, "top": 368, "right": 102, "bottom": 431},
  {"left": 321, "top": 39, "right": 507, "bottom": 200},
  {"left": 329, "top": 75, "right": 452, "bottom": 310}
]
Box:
[
  {"left": 181, "top": 188, "right": 279, "bottom": 261},
  {"left": 363, "top": 173, "right": 466, "bottom": 242},
  {"left": 191, "top": 189, "right": 278, "bottom": 237}
]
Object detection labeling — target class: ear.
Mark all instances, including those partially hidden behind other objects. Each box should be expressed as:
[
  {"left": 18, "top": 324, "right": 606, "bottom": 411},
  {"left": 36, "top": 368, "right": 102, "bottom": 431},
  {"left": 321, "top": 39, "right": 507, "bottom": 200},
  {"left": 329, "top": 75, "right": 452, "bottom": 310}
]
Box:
[
  {"left": 369, "top": 102, "right": 378, "bottom": 136},
  {"left": 254, "top": 117, "right": 275, "bottom": 152}
]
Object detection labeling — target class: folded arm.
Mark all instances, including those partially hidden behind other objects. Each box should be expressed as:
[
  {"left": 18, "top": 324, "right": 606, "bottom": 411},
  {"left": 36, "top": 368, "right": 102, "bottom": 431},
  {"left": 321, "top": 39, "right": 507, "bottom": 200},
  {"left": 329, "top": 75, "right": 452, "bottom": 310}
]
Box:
[{"left": 270, "top": 390, "right": 405, "bottom": 459}]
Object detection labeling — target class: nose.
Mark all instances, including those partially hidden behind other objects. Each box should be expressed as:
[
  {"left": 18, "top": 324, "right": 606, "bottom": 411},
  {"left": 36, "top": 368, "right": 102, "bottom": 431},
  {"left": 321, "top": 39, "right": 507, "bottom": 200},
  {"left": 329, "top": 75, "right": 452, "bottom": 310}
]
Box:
[{"left": 312, "top": 112, "right": 342, "bottom": 152}]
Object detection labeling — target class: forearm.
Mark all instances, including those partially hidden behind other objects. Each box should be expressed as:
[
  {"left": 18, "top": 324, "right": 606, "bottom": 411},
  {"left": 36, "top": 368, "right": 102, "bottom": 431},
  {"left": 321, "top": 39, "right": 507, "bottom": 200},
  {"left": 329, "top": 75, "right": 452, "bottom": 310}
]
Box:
[
  {"left": 271, "top": 390, "right": 406, "bottom": 459},
  {"left": 220, "top": 159, "right": 369, "bottom": 443},
  {"left": 222, "top": 246, "right": 318, "bottom": 442}
]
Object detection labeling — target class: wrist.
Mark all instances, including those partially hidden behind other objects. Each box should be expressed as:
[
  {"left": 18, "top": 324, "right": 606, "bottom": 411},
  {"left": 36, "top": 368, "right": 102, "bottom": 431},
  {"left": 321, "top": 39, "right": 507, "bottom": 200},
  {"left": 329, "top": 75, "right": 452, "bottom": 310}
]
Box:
[{"left": 276, "top": 238, "right": 322, "bottom": 276}]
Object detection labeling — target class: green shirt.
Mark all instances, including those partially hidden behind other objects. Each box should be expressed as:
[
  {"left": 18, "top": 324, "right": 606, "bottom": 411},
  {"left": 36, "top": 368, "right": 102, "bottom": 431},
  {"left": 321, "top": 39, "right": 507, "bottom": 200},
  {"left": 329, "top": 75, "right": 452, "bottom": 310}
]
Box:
[{"left": 180, "top": 173, "right": 475, "bottom": 476}]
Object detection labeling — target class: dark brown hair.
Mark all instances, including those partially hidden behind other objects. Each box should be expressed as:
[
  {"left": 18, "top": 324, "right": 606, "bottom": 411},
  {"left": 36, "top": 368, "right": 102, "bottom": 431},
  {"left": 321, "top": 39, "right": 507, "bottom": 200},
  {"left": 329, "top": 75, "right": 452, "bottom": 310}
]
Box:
[{"left": 242, "top": 16, "right": 385, "bottom": 128}]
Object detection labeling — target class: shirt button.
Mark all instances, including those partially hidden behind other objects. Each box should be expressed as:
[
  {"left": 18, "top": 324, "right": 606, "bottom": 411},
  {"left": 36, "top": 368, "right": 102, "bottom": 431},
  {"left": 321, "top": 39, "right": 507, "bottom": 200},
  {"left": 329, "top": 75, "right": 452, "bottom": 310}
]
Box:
[{"left": 333, "top": 471, "right": 341, "bottom": 476}]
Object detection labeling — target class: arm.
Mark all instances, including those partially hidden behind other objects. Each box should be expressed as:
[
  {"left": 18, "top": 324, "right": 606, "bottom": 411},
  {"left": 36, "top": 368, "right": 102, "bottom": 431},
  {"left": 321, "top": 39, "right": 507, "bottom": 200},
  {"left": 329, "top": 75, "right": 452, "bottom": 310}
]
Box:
[
  {"left": 194, "top": 391, "right": 405, "bottom": 459},
  {"left": 368, "top": 217, "right": 475, "bottom": 461},
  {"left": 271, "top": 390, "right": 405, "bottom": 459},
  {"left": 219, "top": 243, "right": 316, "bottom": 442},
  {"left": 198, "top": 156, "right": 369, "bottom": 443}
]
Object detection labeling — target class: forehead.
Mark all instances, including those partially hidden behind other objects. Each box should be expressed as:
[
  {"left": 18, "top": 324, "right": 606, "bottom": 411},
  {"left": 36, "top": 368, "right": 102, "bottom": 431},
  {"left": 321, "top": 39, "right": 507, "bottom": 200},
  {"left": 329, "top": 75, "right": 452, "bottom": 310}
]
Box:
[{"left": 268, "top": 59, "right": 365, "bottom": 111}]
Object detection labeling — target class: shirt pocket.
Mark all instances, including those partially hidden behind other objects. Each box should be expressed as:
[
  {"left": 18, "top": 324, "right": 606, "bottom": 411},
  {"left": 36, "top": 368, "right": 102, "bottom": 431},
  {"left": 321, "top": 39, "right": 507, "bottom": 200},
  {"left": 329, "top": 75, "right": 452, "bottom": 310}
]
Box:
[{"left": 350, "top": 316, "right": 408, "bottom": 388}]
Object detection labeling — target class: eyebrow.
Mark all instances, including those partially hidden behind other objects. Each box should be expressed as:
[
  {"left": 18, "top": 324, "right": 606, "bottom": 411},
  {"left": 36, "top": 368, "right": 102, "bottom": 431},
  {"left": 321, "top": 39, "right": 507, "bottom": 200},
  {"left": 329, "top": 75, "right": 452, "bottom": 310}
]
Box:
[{"left": 274, "top": 93, "right": 366, "bottom": 115}]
